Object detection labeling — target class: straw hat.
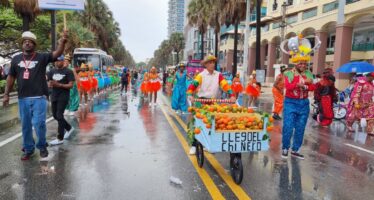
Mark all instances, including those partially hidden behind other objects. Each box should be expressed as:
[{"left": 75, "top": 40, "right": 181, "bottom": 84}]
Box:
[{"left": 201, "top": 55, "right": 217, "bottom": 65}]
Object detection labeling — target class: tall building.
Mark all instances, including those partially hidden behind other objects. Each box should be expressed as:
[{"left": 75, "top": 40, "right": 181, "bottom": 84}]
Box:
[{"left": 168, "top": 0, "right": 185, "bottom": 37}]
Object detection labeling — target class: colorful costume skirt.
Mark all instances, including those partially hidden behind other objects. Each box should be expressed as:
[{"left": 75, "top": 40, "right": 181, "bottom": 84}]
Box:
[
  {"left": 148, "top": 80, "right": 161, "bottom": 92},
  {"left": 140, "top": 81, "right": 149, "bottom": 93},
  {"left": 232, "top": 82, "right": 243, "bottom": 93},
  {"left": 97, "top": 77, "right": 104, "bottom": 89},
  {"left": 246, "top": 85, "right": 260, "bottom": 97},
  {"left": 79, "top": 79, "right": 91, "bottom": 92},
  {"left": 91, "top": 77, "right": 98, "bottom": 89}
]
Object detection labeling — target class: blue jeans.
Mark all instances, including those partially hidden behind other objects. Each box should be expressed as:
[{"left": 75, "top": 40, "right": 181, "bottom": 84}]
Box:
[
  {"left": 282, "top": 97, "right": 310, "bottom": 152},
  {"left": 18, "top": 97, "right": 48, "bottom": 153}
]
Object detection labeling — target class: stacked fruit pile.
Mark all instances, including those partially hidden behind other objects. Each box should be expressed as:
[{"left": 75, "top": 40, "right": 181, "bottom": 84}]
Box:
[{"left": 189, "top": 104, "right": 273, "bottom": 133}]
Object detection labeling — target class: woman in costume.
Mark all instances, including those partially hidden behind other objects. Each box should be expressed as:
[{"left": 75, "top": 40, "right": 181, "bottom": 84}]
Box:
[
  {"left": 231, "top": 73, "right": 243, "bottom": 99},
  {"left": 148, "top": 67, "right": 162, "bottom": 107},
  {"left": 78, "top": 63, "right": 91, "bottom": 105},
  {"left": 314, "top": 68, "right": 337, "bottom": 126},
  {"left": 171, "top": 63, "right": 190, "bottom": 114},
  {"left": 346, "top": 73, "right": 374, "bottom": 134},
  {"left": 280, "top": 34, "right": 321, "bottom": 159}
]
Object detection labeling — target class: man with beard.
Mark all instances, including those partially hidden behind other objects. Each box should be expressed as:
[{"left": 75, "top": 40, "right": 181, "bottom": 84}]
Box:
[
  {"left": 2, "top": 31, "right": 68, "bottom": 160},
  {"left": 281, "top": 60, "right": 316, "bottom": 160}
]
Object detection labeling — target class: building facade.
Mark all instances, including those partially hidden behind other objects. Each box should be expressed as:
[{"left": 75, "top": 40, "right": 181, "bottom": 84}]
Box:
[
  {"left": 246, "top": 0, "right": 374, "bottom": 87},
  {"left": 168, "top": 0, "right": 185, "bottom": 37}
]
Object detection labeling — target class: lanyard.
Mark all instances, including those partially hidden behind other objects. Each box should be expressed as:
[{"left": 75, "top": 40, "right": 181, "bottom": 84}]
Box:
[{"left": 22, "top": 53, "right": 36, "bottom": 72}]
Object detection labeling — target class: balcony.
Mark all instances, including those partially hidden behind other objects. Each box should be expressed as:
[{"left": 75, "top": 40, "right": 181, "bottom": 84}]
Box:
[{"left": 352, "top": 43, "right": 374, "bottom": 51}]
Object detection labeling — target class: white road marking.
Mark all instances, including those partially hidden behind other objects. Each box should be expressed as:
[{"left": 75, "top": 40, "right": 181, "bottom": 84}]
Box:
[
  {"left": 0, "top": 117, "right": 54, "bottom": 148},
  {"left": 344, "top": 143, "right": 374, "bottom": 155}
]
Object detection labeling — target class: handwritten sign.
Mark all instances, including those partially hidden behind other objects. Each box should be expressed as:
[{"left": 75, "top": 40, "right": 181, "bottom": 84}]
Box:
[
  {"left": 38, "top": 0, "right": 85, "bottom": 10},
  {"left": 221, "top": 132, "right": 264, "bottom": 152}
]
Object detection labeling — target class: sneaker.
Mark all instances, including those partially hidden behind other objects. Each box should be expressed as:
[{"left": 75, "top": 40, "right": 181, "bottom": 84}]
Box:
[
  {"left": 39, "top": 148, "right": 49, "bottom": 158},
  {"left": 273, "top": 113, "right": 282, "bottom": 120},
  {"left": 49, "top": 139, "right": 64, "bottom": 146},
  {"left": 64, "top": 127, "right": 75, "bottom": 139},
  {"left": 175, "top": 110, "right": 181, "bottom": 114},
  {"left": 21, "top": 151, "right": 34, "bottom": 161},
  {"left": 281, "top": 149, "right": 288, "bottom": 159},
  {"left": 189, "top": 146, "right": 196, "bottom": 155},
  {"left": 291, "top": 151, "right": 305, "bottom": 160}
]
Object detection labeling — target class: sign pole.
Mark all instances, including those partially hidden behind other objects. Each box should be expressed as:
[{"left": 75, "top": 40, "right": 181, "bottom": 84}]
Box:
[{"left": 51, "top": 10, "right": 56, "bottom": 51}]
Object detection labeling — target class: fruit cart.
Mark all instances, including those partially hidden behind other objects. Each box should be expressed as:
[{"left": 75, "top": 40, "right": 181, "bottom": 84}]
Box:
[{"left": 190, "top": 99, "right": 271, "bottom": 184}]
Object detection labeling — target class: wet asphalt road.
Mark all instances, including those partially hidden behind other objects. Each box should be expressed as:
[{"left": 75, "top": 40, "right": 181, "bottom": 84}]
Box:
[{"left": 0, "top": 87, "right": 373, "bottom": 200}]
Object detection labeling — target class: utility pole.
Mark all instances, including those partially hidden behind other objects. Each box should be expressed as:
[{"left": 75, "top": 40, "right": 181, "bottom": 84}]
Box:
[
  {"left": 243, "top": 0, "right": 251, "bottom": 82},
  {"left": 280, "top": 2, "right": 287, "bottom": 43}
]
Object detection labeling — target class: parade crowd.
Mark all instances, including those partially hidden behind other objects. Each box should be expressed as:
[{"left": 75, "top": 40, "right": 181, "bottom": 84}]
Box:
[{"left": 1, "top": 31, "right": 373, "bottom": 162}]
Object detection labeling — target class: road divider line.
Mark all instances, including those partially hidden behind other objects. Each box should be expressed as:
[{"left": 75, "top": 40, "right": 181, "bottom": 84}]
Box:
[
  {"left": 0, "top": 117, "right": 54, "bottom": 148},
  {"left": 344, "top": 143, "right": 374, "bottom": 155},
  {"left": 170, "top": 110, "right": 251, "bottom": 200},
  {"left": 159, "top": 105, "right": 225, "bottom": 200}
]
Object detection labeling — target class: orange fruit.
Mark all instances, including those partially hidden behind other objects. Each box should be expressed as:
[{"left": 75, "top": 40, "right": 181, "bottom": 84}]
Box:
[
  {"left": 194, "top": 128, "right": 201, "bottom": 134},
  {"left": 247, "top": 108, "right": 254, "bottom": 113},
  {"left": 203, "top": 118, "right": 209, "bottom": 124},
  {"left": 206, "top": 124, "right": 212, "bottom": 129},
  {"left": 267, "top": 126, "right": 273, "bottom": 132},
  {"left": 188, "top": 107, "right": 194, "bottom": 112},
  {"left": 269, "top": 116, "right": 274, "bottom": 123}
]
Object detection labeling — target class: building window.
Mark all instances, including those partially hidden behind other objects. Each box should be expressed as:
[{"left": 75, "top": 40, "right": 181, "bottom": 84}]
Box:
[
  {"left": 286, "top": 15, "right": 298, "bottom": 24},
  {"left": 272, "top": 22, "right": 281, "bottom": 29},
  {"left": 323, "top": 1, "right": 338, "bottom": 13},
  {"left": 262, "top": 24, "right": 270, "bottom": 32},
  {"left": 326, "top": 34, "right": 335, "bottom": 55},
  {"left": 346, "top": 0, "right": 360, "bottom": 4},
  {"left": 302, "top": 7, "right": 317, "bottom": 20}
]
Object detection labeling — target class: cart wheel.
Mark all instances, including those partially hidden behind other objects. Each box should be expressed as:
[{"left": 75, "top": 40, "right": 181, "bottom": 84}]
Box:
[
  {"left": 230, "top": 153, "right": 243, "bottom": 184},
  {"left": 196, "top": 142, "right": 204, "bottom": 168}
]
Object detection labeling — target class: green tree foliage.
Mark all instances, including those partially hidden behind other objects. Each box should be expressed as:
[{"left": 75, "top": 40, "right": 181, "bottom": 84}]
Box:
[
  {"left": 0, "top": 0, "right": 135, "bottom": 66},
  {"left": 169, "top": 32, "right": 185, "bottom": 64}
]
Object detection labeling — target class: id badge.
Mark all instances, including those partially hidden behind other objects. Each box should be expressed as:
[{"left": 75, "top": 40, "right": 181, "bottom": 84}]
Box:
[{"left": 23, "top": 71, "right": 30, "bottom": 79}]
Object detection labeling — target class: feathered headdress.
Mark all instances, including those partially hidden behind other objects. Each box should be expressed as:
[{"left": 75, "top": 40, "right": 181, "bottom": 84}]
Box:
[{"left": 280, "top": 34, "right": 321, "bottom": 63}]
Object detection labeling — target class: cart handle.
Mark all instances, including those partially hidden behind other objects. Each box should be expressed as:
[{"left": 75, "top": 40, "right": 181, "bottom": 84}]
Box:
[{"left": 193, "top": 98, "right": 236, "bottom": 104}]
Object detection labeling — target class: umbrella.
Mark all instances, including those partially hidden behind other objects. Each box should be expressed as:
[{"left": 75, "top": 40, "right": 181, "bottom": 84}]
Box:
[{"left": 336, "top": 61, "right": 374, "bottom": 73}]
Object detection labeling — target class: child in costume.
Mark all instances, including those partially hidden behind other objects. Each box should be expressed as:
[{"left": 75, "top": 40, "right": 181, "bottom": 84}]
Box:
[
  {"left": 78, "top": 63, "right": 91, "bottom": 105},
  {"left": 148, "top": 66, "right": 162, "bottom": 107},
  {"left": 231, "top": 73, "right": 243, "bottom": 99},
  {"left": 88, "top": 64, "right": 98, "bottom": 99},
  {"left": 280, "top": 34, "right": 321, "bottom": 160},
  {"left": 140, "top": 72, "right": 150, "bottom": 96},
  {"left": 245, "top": 70, "right": 260, "bottom": 107},
  {"left": 272, "top": 65, "right": 287, "bottom": 120}
]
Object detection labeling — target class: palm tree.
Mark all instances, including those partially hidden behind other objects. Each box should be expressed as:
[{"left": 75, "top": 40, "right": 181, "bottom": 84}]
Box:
[
  {"left": 187, "top": 0, "right": 209, "bottom": 60},
  {"left": 221, "top": 0, "right": 247, "bottom": 76},
  {"left": 13, "top": 0, "right": 40, "bottom": 31},
  {"left": 208, "top": 0, "right": 225, "bottom": 69},
  {"left": 169, "top": 32, "right": 185, "bottom": 64}
]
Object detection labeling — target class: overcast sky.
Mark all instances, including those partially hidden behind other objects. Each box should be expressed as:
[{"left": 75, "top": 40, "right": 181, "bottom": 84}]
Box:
[{"left": 104, "top": 0, "right": 168, "bottom": 63}]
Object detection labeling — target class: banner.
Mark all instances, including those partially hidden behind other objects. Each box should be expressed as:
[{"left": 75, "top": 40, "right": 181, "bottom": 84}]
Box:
[{"left": 38, "top": 0, "right": 85, "bottom": 10}]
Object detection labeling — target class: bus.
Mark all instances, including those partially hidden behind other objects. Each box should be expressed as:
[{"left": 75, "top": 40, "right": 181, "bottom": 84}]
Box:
[
  {"left": 186, "top": 59, "right": 204, "bottom": 75},
  {"left": 73, "top": 48, "right": 114, "bottom": 72}
]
